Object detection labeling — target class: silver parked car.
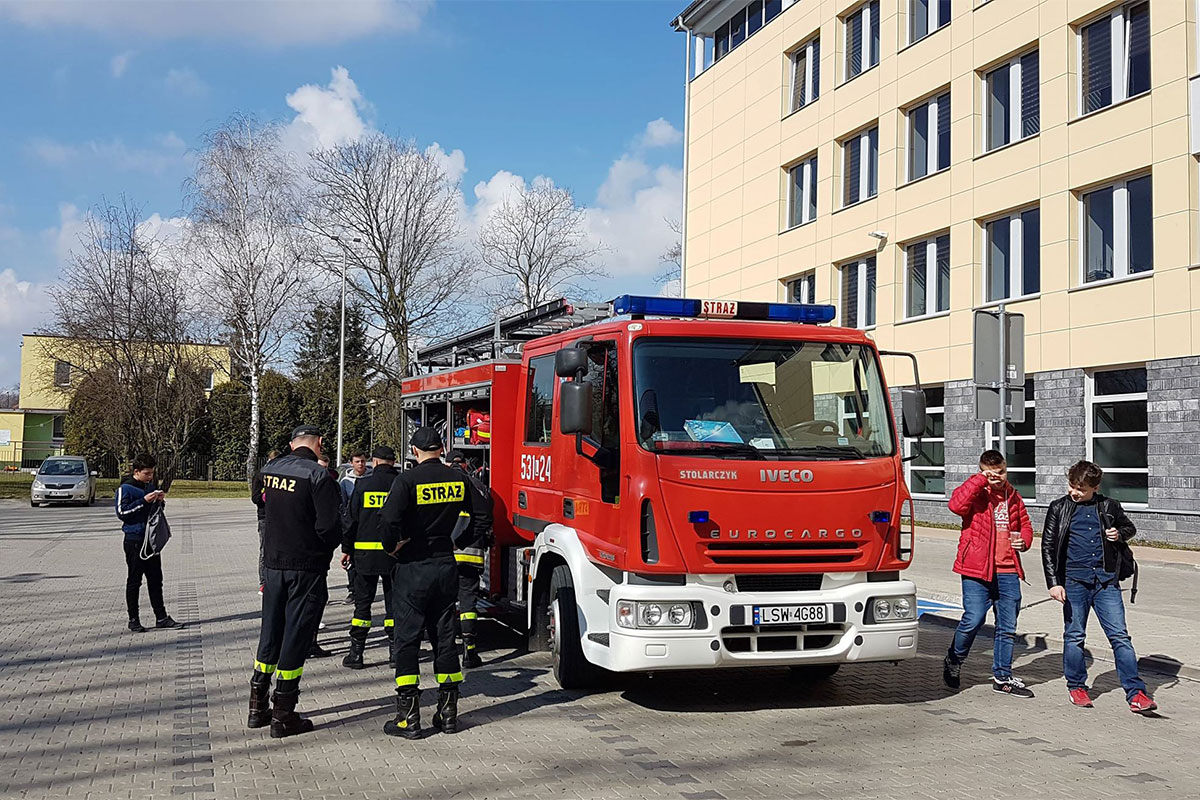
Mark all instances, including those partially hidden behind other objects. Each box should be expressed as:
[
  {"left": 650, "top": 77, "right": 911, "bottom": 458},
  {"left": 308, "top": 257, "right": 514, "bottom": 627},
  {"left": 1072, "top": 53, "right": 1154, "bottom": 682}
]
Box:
[{"left": 31, "top": 456, "right": 98, "bottom": 507}]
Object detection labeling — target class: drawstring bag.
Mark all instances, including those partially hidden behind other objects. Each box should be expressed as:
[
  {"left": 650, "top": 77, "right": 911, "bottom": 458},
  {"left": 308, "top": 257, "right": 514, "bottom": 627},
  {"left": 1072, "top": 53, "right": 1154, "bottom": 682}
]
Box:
[{"left": 141, "top": 505, "right": 172, "bottom": 560}]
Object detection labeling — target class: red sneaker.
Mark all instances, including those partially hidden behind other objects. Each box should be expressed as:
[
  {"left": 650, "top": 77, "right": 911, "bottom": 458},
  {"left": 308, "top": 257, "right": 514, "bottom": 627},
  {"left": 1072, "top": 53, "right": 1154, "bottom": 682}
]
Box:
[
  {"left": 1129, "top": 691, "right": 1158, "bottom": 714},
  {"left": 1068, "top": 688, "right": 1094, "bottom": 708}
]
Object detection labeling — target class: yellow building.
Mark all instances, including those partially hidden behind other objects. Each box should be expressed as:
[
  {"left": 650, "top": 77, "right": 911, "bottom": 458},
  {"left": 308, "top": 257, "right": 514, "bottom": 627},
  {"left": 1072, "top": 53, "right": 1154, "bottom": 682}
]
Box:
[
  {"left": 673, "top": 0, "right": 1200, "bottom": 539},
  {"left": 6, "top": 334, "right": 232, "bottom": 469}
]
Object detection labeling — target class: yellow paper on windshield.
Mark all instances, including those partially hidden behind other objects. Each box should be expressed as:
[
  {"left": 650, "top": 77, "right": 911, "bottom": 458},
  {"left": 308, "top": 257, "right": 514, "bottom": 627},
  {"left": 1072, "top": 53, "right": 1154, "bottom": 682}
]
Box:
[{"left": 739, "top": 362, "right": 776, "bottom": 386}]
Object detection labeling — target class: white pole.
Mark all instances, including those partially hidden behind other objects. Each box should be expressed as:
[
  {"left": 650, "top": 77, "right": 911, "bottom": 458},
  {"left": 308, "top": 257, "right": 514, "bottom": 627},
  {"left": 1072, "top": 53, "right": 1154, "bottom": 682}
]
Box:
[
  {"left": 679, "top": 18, "right": 692, "bottom": 296},
  {"left": 998, "top": 303, "right": 1007, "bottom": 458},
  {"left": 336, "top": 246, "right": 347, "bottom": 466}
]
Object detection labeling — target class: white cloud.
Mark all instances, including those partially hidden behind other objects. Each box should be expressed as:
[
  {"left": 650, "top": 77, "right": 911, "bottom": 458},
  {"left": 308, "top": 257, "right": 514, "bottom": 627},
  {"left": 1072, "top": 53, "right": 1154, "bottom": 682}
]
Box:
[
  {"left": 637, "top": 118, "right": 683, "bottom": 150},
  {"left": 586, "top": 159, "right": 682, "bottom": 280},
  {"left": 164, "top": 67, "right": 208, "bottom": 97},
  {"left": 110, "top": 50, "right": 134, "bottom": 78},
  {"left": 282, "top": 66, "right": 371, "bottom": 153},
  {"left": 27, "top": 132, "right": 189, "bottom": 175},
  {"left": 0, "top": 0, "right": 431, "bottom": 47},
  {"left": 50, "top": 203, "right": 86, "bottom": 265},
  {"left": 0, "top": 269, "right": 53, "bottom": 386}
]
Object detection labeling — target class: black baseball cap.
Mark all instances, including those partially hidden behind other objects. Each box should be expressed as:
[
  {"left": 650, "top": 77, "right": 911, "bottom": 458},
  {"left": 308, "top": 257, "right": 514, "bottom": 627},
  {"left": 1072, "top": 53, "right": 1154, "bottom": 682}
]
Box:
[
  {"left": 372, "top": 445, "right": 397, "bottom": 461},
  {"left": 410, "top": 427, "right": 444, "bottom": 452},
  {"left": 290, "top": 425, "right": 322, "bottom": 440},
  {"left": 447, "top": 450, "right": 466, "bottom": 464}
]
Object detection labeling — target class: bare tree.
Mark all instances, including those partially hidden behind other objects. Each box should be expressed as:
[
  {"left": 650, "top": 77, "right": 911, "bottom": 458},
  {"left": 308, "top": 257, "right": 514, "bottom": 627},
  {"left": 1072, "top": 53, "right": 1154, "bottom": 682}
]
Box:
[
  {"left": 307, "top": 134, "right": 473, "bottom": 381},
  {"left": 476, "top": 180, "right": 604, "bottom": 312},
  {"left": 654, "top": 218, "right": 682, "bottom": 297},
  {"left": 184, "top": 114, "right": 309, "bottom": 482},
  {"left": 40, "top": 198, "right": 211, "bottom": 487}
]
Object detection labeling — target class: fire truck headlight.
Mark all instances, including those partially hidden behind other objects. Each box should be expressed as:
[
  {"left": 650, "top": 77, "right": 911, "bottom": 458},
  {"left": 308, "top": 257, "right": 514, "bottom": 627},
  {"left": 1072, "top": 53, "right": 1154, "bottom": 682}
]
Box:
[
  {"left": 640, "top": 603, "right": 664, "bottom": 626},
  {"left": 616, "top": 601, "right": 635, "bottom": 629},
  {"left": 667, "top": 603, "right": 691, "bottom": 626},
  {"left": 867, "top": 595, "right": 916, "bottom": 623},
  {"left": 873, "top": 599, "right": 891, "bottom": 621}
]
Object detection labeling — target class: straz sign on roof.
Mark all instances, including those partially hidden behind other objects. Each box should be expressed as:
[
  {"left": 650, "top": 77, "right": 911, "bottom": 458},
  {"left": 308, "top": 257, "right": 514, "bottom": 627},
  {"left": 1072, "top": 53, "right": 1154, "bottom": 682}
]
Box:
[{"left": 701, "top": 299, "right": 738, "bottom": 318}]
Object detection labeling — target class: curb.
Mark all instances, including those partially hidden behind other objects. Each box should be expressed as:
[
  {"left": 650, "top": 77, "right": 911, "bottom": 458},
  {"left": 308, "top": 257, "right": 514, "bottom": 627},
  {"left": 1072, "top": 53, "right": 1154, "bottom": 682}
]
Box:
[{"left": 919, "top": 613, "right": 1200, "bottom": 683}]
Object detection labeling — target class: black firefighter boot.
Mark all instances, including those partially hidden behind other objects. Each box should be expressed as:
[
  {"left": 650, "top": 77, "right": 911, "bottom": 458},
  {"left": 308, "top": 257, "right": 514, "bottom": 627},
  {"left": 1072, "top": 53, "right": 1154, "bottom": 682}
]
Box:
[
  {"left": 343, "top": 631, "right": 367, "bottom": 670},
  {"left": 270, "top": 681, "right": 314, "bottom": 739},
  {"left": 247, "top": 672, "right": 272, "bottom": 729},
  {"left": 432, "top": 685, "right": 460, "bottom": 735},
  {"left": 462, "top": 635, "right": 482, "bottom": 669},
  {"left": 383, "top": 687, "right": 421, "bottom": 739}
]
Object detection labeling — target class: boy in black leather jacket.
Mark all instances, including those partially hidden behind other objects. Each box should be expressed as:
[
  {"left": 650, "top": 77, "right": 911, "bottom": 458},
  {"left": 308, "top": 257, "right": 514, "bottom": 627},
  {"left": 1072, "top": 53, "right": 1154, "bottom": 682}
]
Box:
[{"left": 1041, "top": 460, "right": 1157, "bottom": 714}]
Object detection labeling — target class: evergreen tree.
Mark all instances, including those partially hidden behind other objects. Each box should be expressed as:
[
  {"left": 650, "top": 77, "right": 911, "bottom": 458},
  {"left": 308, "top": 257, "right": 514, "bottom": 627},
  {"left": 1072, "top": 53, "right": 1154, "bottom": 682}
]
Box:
[{"left": 293, "top": 298, "right": 371, "bottom": 462}]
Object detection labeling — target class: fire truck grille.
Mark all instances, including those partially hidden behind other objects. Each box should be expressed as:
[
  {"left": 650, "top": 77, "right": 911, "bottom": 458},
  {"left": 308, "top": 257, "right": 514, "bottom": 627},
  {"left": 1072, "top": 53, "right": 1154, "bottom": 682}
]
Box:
[
  {"left": 720, "top": 623, "right": 846, "bottom": 654},
  {"left": 704, "top": 541, "right": 861, "bottom": 566},
  {"left": 735, "top": 574, "right": 824, "bottom": 592}
]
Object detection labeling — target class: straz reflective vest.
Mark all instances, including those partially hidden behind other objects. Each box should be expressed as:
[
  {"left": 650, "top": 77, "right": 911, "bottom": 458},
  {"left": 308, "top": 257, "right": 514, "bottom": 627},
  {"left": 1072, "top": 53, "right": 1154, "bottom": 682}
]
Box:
[
  {"left": 450, "top": 467, "right": 494, "bottom": 570},
  {"left": 342, "top": 463, "right": 400, "bottom": 575},
  {"left": 381, "top": 459, "right": 488, "bottom": 563}
]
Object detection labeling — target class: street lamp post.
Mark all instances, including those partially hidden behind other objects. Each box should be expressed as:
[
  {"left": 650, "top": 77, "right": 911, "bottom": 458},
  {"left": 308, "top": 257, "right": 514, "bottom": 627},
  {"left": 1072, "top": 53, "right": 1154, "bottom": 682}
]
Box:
[
  {"left": 368, "top": 398, "right": 377, "bottom": 453},
  {"left": 329, "top": 235, "right": 362, "bottom": 466}
]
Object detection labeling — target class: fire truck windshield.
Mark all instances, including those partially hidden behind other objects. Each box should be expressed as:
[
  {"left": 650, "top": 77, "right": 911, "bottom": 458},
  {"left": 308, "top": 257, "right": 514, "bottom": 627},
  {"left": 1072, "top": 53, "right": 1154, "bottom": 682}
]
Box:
[{"left": 632, "top": 338, "right": 895, "bottom": 460}]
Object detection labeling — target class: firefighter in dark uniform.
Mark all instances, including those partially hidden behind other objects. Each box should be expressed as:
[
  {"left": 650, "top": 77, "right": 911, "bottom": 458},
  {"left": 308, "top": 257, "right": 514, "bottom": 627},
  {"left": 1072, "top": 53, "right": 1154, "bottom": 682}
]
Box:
[
  {"left": 380, "top": 427, "right": 487, "bottom": 739},
  {"left": 448, "top": 450, "right": 493, "bottom": 669},
  {"left": 340, "top": 445, "right": 400, "bottom": 669},
  {"left": 247, "top": 425, "right": 342, "bottom": 738}
]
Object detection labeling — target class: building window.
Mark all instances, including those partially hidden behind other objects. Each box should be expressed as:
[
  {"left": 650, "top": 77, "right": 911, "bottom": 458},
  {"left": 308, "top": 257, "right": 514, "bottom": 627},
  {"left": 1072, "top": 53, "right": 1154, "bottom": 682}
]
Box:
[
  {"left": 1080, "top": 1, "right": 1150, "bottom": 115},
  {"left": 907, "top": 91, "right": 950, "bottom": 181},
  {"left": 524, "top": 353, "right": 556, "bottom": 444},
  {"left": 714, "top": 0, "right": 784, "bottom": 62},
  {"left": 988, "top": 378, "right": 1036, "bottom": 499},
  {"left": 787, "top": 154, "right": 818, "bottom": 228},
  {"left": 984, "top": 207, "right": 1040, "bottom": 301},
  {"left": 909, "top": 0, "right": 950, "bottom": 44},
  {"left": 54, "top": 360, "right": 71, "bottom": 387},
  {"left": 905, "top": 233, "right": 950, "bottom": 319},
  {"left": 844, "top": 0, "right": 880, "bottom": 81},
  {"left": 840, "top": 256, "right": 877, "bottom": 329},
  {"left": 1087, "top": 367, "right": 1148, "bottom": 504},
  {"left": 905, "top": 385, "right": 945, "bottom": 497},
  {"left": 842, "top": 126, "right": 879, "bottom": 207},
  {"left": 984, "top": 50, "right": 1039, "bottom": 151},
  {"left": 201, "top": 369, "right": 215, "bottom": 391},
  {"left": 788, "top": 271, "right": 817, "bottom": 304},
  {"left": 52, "top": 415, "right": 65, "bottom": 440},
  {"left": 1081, "top": 174, "right": 1152, "bottom": 284},
  {"left": 790, "top": 37, "right": 820, "bottom": 112}
]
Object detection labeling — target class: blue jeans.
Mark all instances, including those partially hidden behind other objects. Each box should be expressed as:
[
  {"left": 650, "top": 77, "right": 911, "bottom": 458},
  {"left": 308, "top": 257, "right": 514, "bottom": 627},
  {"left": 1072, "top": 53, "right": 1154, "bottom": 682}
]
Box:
[
  {"left": 1062, "top": 579, "right": 1146, "bottom": 700},
  {"left": 948, "top": 574, "right": 1021, "bottom": 679}
]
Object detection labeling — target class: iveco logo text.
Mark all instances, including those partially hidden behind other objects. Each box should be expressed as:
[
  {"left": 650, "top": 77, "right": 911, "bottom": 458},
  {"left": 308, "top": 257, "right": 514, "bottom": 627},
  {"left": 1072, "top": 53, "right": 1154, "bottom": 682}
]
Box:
[
  {"left": 708, "top": 528, "right": 863, "bottom": 540},
  {"left": 760, "top": 469, "right": 814, "bottom": 483},
  {"left": 679, "top": 469, "right": 738, "bottom": 480}
]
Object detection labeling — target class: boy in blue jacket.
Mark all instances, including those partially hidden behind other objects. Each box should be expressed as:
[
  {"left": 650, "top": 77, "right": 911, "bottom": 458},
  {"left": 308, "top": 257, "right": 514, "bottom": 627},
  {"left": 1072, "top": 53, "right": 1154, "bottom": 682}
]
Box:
[{"left": 116, "top": 454, "right": 180, "bottom": 632}]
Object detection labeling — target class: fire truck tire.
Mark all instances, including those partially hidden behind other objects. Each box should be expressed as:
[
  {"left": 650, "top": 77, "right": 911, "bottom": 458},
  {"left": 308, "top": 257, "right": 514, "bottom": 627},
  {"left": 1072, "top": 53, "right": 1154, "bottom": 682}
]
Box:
[
  {"left": 548, "top": 564, "right": 601, "bottom": 689},
  {"left": 788, "top": 663, "right": 840, "bottom": 681}
]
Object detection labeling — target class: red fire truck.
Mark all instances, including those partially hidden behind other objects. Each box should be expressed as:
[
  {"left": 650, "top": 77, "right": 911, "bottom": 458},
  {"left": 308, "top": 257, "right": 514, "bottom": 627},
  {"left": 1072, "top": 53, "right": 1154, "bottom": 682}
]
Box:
[{"left": 401, "top": 295, "right": 927, "bottom": 688}]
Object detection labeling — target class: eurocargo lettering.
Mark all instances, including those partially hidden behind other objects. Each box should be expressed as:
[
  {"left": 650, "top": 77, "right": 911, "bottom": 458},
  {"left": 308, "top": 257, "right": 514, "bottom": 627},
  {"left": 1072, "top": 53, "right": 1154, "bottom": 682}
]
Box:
[{"left": 401, "top": 295, "right": 929, "bottom": 689}]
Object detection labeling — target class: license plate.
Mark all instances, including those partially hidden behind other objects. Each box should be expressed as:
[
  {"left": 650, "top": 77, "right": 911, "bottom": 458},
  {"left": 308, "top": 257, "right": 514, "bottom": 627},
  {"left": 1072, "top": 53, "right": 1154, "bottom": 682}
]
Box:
[
  {"left": 753, "top": 604, "right": 828, "bottom": 626},
  {"left": 49, "top": 491, "right": 69, "bottom": 497}
]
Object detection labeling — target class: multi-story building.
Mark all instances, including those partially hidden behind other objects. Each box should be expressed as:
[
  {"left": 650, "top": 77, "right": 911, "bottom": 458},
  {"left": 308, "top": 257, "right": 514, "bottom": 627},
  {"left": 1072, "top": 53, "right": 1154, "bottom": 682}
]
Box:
[
  {"left": 1, "top": 334, "right": 231, "bottom": 469},
  {"left": 672, "top": 0, "right": 1200, "bottom": 543}
]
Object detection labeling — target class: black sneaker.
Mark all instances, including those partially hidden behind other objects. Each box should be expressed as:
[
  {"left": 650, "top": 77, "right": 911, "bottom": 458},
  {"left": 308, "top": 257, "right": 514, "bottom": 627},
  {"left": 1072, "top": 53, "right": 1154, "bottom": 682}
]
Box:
[
  {"left": 308, "top": 643, "right": 334, "bottom": 658},
  {"left": 343, "top": 593, "right": 355, "bottom": 605},
  {"left": 156, "top": 615, "right": 182, "bottom": 629},
  {"left": 993, "top": 676, "right": 1035, "bottom": 698},
  {"left": 129, "top": 618, "right": 147, "bottom": 633},
  {"left": 942, "top": 656, "right": 961, "bottom": 689}
]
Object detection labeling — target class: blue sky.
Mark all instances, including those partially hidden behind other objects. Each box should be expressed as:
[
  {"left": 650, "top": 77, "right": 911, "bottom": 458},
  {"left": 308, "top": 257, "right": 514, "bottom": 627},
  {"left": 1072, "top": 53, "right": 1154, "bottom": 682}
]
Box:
[{"left": 0, "top": 0, "right": 687, "bottom": 386}]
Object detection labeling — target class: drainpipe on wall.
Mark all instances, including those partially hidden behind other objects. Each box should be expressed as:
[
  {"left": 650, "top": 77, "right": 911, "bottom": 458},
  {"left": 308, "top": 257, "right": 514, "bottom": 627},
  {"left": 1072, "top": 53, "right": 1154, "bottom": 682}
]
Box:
[{"left": 676, "top": 15, "right": 692, "bottom": 297}]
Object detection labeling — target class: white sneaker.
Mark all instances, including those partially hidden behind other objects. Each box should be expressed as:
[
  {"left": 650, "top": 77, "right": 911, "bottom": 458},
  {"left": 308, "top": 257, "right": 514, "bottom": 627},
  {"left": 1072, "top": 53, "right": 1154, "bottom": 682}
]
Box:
[{"left": 319, "top": 622, "right": 327, "bottom": 630}]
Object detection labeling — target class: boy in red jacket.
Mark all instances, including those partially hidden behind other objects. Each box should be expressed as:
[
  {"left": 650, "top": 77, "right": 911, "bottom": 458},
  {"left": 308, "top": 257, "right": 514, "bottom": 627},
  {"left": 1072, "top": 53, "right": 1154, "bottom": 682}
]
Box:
[{"left": 943, "top": 449, "right": 1035, "bottom": 697}]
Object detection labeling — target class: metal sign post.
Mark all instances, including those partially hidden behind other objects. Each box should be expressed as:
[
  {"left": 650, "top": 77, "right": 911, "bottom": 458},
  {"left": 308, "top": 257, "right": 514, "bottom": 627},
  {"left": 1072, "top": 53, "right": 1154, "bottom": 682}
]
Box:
[{"left": 974, "top": 307, "right": 1025, "bottom": 454}]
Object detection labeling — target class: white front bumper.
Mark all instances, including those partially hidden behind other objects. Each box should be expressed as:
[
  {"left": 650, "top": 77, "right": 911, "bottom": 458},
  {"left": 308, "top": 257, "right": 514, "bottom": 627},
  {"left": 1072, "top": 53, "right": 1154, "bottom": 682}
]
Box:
[
  {"left": 592, "top": 576, "right": 918, "bottom": 672},
  {"left": 31, "top": 486, "right": 89, "bottom": 502}
]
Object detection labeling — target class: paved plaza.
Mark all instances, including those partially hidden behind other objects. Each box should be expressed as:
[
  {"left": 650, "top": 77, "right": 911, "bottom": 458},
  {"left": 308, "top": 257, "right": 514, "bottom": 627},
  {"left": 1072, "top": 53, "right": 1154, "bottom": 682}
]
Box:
[{"left": 1, "top": 499, "right": 1198, "bottom": 800}]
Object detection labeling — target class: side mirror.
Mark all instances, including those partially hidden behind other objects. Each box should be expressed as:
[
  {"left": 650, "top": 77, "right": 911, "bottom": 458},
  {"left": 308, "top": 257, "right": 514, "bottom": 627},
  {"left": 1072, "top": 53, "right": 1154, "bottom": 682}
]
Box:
[
  {"left": 554, "top": 347, "right": 588, "bottom": 378},
  {"left": 559, "top": 381, "right": 593, "bottom": 435},
  {"left": 901, "top": 388, "right": 927, "bottom": 439}
]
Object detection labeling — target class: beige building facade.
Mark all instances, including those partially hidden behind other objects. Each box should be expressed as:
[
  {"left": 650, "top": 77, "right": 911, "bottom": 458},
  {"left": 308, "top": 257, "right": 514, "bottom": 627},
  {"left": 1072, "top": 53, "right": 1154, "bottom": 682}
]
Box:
[{"left": 674, "top": 0, "right": 1200, "bottom": 539}]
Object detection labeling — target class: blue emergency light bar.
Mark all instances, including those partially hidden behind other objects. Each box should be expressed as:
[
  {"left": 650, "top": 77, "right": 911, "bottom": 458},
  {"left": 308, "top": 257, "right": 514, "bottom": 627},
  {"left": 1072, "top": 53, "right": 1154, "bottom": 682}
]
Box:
[{"left": 611, "top": 294, "right": 835, "bottom": 324}]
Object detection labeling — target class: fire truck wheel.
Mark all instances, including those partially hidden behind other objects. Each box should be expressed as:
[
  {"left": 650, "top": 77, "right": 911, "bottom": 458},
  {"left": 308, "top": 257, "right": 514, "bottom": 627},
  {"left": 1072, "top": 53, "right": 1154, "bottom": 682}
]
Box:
[
  {"left": 787, "top": 663, "right": 841, "bottom": 681},
  {"left": 548, "top": 564, "right": 601, "bottom": 690}
]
